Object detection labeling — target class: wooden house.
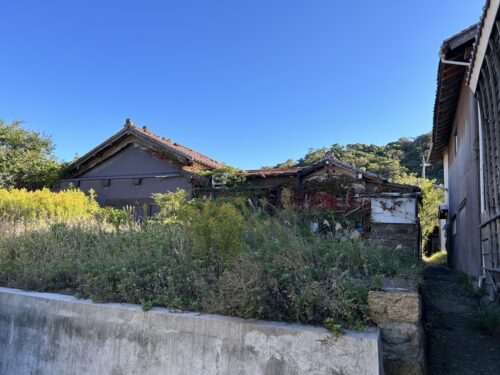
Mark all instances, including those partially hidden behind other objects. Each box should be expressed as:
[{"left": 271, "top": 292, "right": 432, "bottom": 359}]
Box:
[
  {"left": 64, "top": 120, "right": 421, "bottom": 255},
  {"left": 197, "top": 154, "right": 421, "bottom": 256},
  {"left": 61, "top": 119, "right": 224, "bottom": 216},
  {"left": 429, "top": 0, "right": 500, "bottom": 295}
]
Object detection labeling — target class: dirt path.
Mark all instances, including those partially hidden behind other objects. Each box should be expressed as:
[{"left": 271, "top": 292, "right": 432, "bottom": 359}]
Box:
[{"left": 422, "top": 266, "right": 500, "bottom": 374}]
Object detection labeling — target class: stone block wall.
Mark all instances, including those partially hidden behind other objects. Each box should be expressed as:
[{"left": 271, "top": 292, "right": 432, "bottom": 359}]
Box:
[{"left": 368, "top": 288, "right": 426, "bottom": 375}]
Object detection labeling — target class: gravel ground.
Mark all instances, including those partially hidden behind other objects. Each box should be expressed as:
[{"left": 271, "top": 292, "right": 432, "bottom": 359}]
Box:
[{"left": 422, "top": 266, "right": 500, "bottom": 375}]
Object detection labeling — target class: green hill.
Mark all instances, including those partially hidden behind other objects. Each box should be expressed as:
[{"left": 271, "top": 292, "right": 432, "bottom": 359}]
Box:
[{"left": 269, "top": 132, "right": 443, "bottom": 183}]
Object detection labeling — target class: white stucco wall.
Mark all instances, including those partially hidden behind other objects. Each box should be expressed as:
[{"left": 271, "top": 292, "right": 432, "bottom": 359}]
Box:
[{"left": 371, "top": 198, "right": 417, "bottom": 224}]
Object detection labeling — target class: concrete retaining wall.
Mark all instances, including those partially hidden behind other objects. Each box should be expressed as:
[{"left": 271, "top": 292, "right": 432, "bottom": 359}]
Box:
[{"left": 0, "top": 287, "right": 383, "bottom": 375}]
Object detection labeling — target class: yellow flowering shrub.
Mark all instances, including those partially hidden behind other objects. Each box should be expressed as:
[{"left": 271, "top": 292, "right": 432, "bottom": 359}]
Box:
[{"left": 0, "top": 188, "right": 99, "bottom": 222}]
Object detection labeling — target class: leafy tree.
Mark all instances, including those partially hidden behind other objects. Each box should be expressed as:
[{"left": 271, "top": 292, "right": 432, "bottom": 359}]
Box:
[
  {"left": 386, "top": 133, "right": 443, "bottom": 181},
  {"left": 0, "top": 120, "right": 64, "bottom": 189},
  {"left": 273, "top": 159, "right": 296, "bottom": 168},
  {"left": 269, "top": 132, "right": 444, "bottom": 183},
  {"left": 297, "top": 147, "right": 330, "bottom": 166},
  {"left": 394, "top": 174, "right": 445, "bottom": 249}
]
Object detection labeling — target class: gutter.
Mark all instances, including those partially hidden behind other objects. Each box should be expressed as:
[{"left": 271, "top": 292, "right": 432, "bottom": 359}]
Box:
[{"left": 439, "top": 53, "right": 471, "bottom": 67}]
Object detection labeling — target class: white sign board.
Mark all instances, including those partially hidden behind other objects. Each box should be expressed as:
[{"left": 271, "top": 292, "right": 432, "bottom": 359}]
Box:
[{"left": 371, "top": 197, "right": 417, "bottom": 224}]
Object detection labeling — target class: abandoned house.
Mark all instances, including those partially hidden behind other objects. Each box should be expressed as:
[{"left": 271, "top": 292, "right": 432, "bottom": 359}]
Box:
[
  {"left": 196, "top": 154, "right": 422, "bottom": 256},
  {"left": 429, "top": 0, "right": 500, "bottom": 296},
  {"left": 61, "top": 119, "right": 224, "bottom": 216},
  {"left": 64, "top": 120, "right": 421, "bottom": 255}
]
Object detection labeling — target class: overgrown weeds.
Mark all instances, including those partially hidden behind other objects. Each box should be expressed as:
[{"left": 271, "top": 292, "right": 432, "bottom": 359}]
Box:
[
  {"left": 472, "top": 307, "right": 500, "bottom": 337},
  {"left": 0, "top": 189, "right": 422, "bottom": 330}
]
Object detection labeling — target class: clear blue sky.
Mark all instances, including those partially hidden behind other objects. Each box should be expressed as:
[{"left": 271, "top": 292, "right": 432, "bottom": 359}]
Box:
[{"left": 0, "top": 1, "right": 484, "bottom": 169}]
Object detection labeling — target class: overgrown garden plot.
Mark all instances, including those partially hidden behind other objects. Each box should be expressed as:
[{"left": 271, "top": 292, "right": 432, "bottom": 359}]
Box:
[{"left": 0, "top": 188, "right": 421, "bottom": 330}]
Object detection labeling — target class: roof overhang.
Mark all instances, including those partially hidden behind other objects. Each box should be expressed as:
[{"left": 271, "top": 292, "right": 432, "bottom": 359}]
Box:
[
  {"left": 69, "top": 128, "right": 191, "bottom": 177},
  {"left": 67, "top": 121, "right": 224, "bottom": 177},
  {"left": 299, "top": 156, "right": 383, "bottom": 182},
  {"left": 428, "top": 24, "right": 478, "bottom": 163}
]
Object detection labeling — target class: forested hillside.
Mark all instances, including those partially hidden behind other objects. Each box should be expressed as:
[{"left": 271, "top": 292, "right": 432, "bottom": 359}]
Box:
[{"left": 270, "top": 132, "right": 443, "bottom": 183}]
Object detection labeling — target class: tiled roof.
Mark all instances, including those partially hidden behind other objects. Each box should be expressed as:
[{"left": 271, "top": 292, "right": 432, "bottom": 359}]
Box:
[
  {"left": 299, "top": 156, "right": 382, "bottom": 181},
  {"left": 245, "top": 167, "right": 303, "bottom": 176},
  {"left": 246, "top": 157, "right": 385, "bottom": 181},
  {"left": 69, "top": 119, "right": 224, "bottom": 172},
  {"left": 129, "top": 122, "right": 224, "bottom": 169}
]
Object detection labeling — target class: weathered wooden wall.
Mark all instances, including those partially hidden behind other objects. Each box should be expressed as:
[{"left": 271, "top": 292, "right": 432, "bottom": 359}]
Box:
[
  {"left": 447, "top": 84, "right": 482, "bottom": 277},
  {"left": 476, "top": 16, "right": 500, "bottom": 288}
]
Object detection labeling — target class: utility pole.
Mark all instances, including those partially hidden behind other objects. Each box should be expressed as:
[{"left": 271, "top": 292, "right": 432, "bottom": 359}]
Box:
[{"left": 421, "top": 154, "right": 431, "bottom": 179}]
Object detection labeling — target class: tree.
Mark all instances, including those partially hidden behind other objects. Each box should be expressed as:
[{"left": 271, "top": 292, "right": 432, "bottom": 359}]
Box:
[
  {"left": 386, "top": 133, "right": 443, "bottom": 182},
  {"left": 394, "top": 174, "right": 445, "bottom": 249},
  {"left": 265, "top": 132, "right": 444, "bottom": 183},
  {"left": 0, "top": 120, "right": 64, "bottom": 189}
]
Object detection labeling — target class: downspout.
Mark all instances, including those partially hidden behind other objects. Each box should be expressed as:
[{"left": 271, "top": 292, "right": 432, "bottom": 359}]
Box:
[{"left": 477, "top": 101, "right": 487, "bottom": 289}]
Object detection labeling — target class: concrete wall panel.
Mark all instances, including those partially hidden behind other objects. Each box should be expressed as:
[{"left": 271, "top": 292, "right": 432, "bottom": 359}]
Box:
[{"left": 0, "top": 287, "right": 383, "bottom": 375}]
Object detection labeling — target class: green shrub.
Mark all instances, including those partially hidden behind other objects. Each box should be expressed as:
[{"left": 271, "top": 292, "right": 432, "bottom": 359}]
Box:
[
  {"left": 185, "top": 200, "right": 245, "bottom": 266},
  {"left": 0, "top": 195, "right": 422, "bottom": 330},
  {"left": 152, "top": 189, "right": 189, "bottom": 224},
  {"left": 96, "top": 206, "right": 134, "bottom": 229}
]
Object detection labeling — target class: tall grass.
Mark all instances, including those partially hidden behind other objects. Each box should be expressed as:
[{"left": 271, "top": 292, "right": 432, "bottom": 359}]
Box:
[{"left": 0, "top": 189, "right": 422, "bottom": 329}]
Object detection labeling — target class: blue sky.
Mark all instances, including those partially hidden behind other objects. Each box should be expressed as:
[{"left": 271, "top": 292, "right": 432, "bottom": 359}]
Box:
[{"left": 0, "top": 1, "right": 484, "bottom": 169}]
